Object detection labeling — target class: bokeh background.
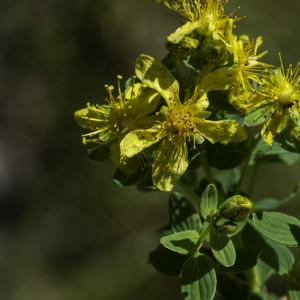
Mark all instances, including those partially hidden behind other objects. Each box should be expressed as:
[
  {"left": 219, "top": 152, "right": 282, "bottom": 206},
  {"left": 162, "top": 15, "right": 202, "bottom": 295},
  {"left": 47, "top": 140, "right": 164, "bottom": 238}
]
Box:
[{"left": 1, "top": 0, "right": 300, "bottom": 299}]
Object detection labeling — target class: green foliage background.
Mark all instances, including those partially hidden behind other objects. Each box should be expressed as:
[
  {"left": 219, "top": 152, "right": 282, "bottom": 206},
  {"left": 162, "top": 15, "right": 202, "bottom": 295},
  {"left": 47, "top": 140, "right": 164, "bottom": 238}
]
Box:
[{"left": 1, "top": 0, "right": 300, "bottom": 299}]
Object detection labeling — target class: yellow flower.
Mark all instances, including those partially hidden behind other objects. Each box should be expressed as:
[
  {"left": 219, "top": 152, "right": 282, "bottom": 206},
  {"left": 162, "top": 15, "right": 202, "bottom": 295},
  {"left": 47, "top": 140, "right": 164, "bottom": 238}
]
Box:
[
  {"left": 120, "top": 55, "right": 247, "bottom": 191},
  {"left": 257, "top": 63, "right": 300, "bottom": 145},
  {"left": 198, "top": 34, "right": 268, "bottom": 96},
  {"left": 74, "top": 76, "right": 160, "bottom": 169},
  {"left": 159, "top": 0, "right": 235, "bottom": 52}
]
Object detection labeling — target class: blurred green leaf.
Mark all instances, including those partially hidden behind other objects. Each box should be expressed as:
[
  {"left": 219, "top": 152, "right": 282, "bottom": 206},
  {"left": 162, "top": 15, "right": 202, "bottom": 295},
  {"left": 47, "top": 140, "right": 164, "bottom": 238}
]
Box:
[
  {"left": 160, "top": 230, "right": 199, "bottom": 255},
  {"left": 210, "top": 227, "right": 236, "bottom": 267},
  {"left": 289, "top": 279, "right": 300, "bottom": 300},
  {"left": 181, "top": 255, "right": 217, "bottom": 300},
  {"left": 250, "top": 140, "right": 300, "bottom": 166},
  {"left": 216, "top": 168, "right": 240, "bottom": 194},
  {"left": 207, "top": 142, "right": 249, "bottom": 170},
  {"left": 255, "top": 182, "right": 300, "bottom": 211},
  {"left": 250, "top": 212, "right": 300, "bottom": 246},
  {"left": 169, "top": 193, "right": 202, "bottom": 232}
]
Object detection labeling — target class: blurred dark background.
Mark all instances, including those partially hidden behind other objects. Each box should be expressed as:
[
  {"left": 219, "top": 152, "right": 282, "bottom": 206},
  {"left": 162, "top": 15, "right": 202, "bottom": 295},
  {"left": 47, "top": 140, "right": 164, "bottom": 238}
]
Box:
[{"left": 0, "top": 0, "right": 300, "bottom": 299}]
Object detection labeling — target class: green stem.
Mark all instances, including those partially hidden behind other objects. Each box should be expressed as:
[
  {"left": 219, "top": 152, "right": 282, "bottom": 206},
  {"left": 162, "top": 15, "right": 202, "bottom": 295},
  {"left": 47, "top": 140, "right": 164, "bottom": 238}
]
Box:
[
  {"left": 200, "top": 152, "right": 215, "bottom": 183},
  {"left": 236, "top": 135, "right": 262, "bottom": 194},
  {"left": 248, "top": 163, "right": 260, "bottom": 198},
  {"left": 194, "top": 222, "right": 211, "bottom": 257},
  {"left": 247, "top": 266, "right": 262, "bottom": 294}
]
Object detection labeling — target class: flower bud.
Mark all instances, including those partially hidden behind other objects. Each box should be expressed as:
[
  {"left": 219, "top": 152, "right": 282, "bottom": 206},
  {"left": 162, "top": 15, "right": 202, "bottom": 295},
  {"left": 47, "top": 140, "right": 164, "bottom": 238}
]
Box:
[
  {"left": 290, "top": 126, "right": 300, "bottom": 142},
  {"left": 217, "top": 222, "right": 237, "bottom": 235},
  {"left": 219, "top": 195, "right": 253, "bottom": 222}
]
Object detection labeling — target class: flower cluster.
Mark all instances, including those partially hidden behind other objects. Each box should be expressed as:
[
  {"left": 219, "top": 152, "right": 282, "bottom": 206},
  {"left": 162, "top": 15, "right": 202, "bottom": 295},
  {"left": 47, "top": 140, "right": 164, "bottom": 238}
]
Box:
[{"left": 74, "top": 0, "right": 300, "bottom": 191}]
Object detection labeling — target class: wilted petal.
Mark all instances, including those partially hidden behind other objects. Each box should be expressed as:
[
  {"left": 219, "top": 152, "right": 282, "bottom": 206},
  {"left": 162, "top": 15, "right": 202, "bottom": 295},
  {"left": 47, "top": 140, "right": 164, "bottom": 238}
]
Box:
[
  {"left": 135, "top": 54, "right": 180, "bottom": 107},
  {"left": 152, "top": 138, "right": 188, "bottom": 192},
  {"left": 167, "top": 21, "right": 201, "bottom": 44},
  {"left": 261, "top": 106, "right": 289, "bottom": 145},
  {"left": 120, "top": 125, "right": 165, "bottom": 158},
  {"left": 198, "top": 119, "right": 248, "bottom": 144}
]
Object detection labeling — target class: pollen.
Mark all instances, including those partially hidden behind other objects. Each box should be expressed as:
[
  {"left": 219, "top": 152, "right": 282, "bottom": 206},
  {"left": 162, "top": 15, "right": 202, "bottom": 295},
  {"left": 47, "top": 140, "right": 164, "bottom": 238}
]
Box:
[{"left": 168, "top": 106, "right": 198, "bottom": 136}]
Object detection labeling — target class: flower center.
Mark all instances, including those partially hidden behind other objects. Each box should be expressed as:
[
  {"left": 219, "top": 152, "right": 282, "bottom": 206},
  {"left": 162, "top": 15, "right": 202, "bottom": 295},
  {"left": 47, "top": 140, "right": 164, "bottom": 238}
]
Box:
[
  {"left": 277, "top": 87, "right": 294, "bottom": 105},
  {"left": 169, "top": 107, "right": 197, "bottom": 136}
]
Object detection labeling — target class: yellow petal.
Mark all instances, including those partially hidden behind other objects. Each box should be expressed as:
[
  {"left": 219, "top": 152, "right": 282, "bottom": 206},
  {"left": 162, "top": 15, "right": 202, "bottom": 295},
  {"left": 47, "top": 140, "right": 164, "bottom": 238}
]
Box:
[
  {"left": 197, "top": 67, "right": 237, "bottom": 92},
  {"left": 120, "top": 125, "right": 165, "bottom": 158},
  {"left": 198, "top": 120, "right": 248, "bottom": 144},
  {"left": 135, "top": 54, "right": 180, "bottom": 107},
  {"left": 261, "top": 106, "right": 289, "bottom": 145},
  {"left": 188, "top": 86, "right": 209, "bottom": 113},
  {"left": 125, "top": 83, "right": 161, "bottom": 116},
  {"left": 152, "top": 138, "right": 189, "bottom": 192}
]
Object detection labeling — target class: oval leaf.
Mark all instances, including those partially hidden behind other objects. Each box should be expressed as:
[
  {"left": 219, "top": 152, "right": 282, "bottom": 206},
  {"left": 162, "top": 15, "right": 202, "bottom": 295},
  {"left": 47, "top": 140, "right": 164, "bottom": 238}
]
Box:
[
  {"left": 181, "top": 255, "right": 217, "bottom": 300},
  {"left": 160, "top": 230, "right": 199, "bottom": 255},
  {"left": 210, "top": 227, "right": 236, "bottom": 267},
  {"left": 200, "top": 184, "right": 218, "bottom": 220},
  {"left": 250, "top": 212, "right": 300, "bottom": 246},
  {"left": 169, "top": 193, "right": 202, "bottom": 232}
]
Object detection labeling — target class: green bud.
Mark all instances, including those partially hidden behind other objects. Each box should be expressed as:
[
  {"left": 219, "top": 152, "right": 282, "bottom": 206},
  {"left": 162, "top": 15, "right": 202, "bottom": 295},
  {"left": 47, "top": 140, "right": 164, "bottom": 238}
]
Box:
[
  {"left": 217, "top": 222, "right": 237, "bottom": 235},
  {"left": 219, "top": 195, "right": 253, "bottom": 222},
  {"left": 291, "top": 126, "right": 300, "bottom": 141},
  {"left": 201, "top": 37, "right": 229, "bottom": 64},
  {"left": 166, "top": 36, "right": 199, "bottom": 59}
]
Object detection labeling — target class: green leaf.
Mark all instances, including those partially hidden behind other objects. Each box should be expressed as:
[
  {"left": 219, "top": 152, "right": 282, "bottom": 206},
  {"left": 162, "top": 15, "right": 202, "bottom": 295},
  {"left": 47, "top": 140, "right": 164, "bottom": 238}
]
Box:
[
  {"left": 250, "top": 212, "right": 300, "bottom": 246},
  {"left": 148, "top": 244, "right": 187, "bottom": 277},
  {"left": 239, "top": 223, "right": 294, "bottom": 276},
  {"left": 210, "top": 227, "right": 236, "bottom": 267},
  {"left": 200, "top": 184, "right": 218, "bottom": 220},
  {"left": 218, "top": 249, "right": 259, "bottom": 273},
  {"left": 160, "top": 230, "right": 199, "bottom": 255},
  {"left": 244, "top": 104, "right": 273, "bottom": 127},
  {"left": 256, "top": 259, "right": 275, "bottom": 284},
  {"left": 255, "top": 182, "right": 300, "bottom": 211},
  {"left": 169, "top": 193, "right": 202, "bottom": 232},
  {"left": 181, "top": 255, "right": 217, "bottom": 300},
  {"left": 250, "top": 139, "right": 300, "bottom": 166},
  {"left": 289, "top": 280, "right": 300, "bottom": 300},
  {"left": 261, "top": 238, "right": 295, "bottom": 276}
]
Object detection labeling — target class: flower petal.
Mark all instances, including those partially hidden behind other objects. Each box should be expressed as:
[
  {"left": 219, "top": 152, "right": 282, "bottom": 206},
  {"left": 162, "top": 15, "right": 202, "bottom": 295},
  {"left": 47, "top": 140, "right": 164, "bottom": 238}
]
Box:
[
  {"left": 188, "top": 86, "right": 209, "bottom": 113},
  {"left": 167, "top": 21, "right": 201, "bottom": 45},
  {"left": 135, "top": 54, "right": 180, "bottom": 107},
  {"left": 197, "top": 67, "right": 237, "bottom": 92},
  {"left": 120, "top": 125, "right": 165, "bottom": 158},
  {"left": 261, "top": 106, "right": 289, "bottom": 145},
  {"left": 198, "top": 120, "right": 248, "bottom": 144},
  {"left": 152, "top": 138, "right": 188, "bottom": 192}
]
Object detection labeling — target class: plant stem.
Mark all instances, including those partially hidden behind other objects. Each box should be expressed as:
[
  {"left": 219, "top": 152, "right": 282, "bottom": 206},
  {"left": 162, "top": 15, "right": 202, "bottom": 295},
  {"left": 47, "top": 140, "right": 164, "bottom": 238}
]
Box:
[
  {"left": 236, "top": 135, "right": 262, "bottom": 194},
  {"left": 194, "top": 222, "right": 211, "bottom": 257},
  {"left": 248, "top": 266, "right": 262, "bottom": 294},
  {"left": 200, "top": 152, "right": 215, "bottom": 183},
  {"left": 248, "top": 163, "right": 260, "bottom": 198}
]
